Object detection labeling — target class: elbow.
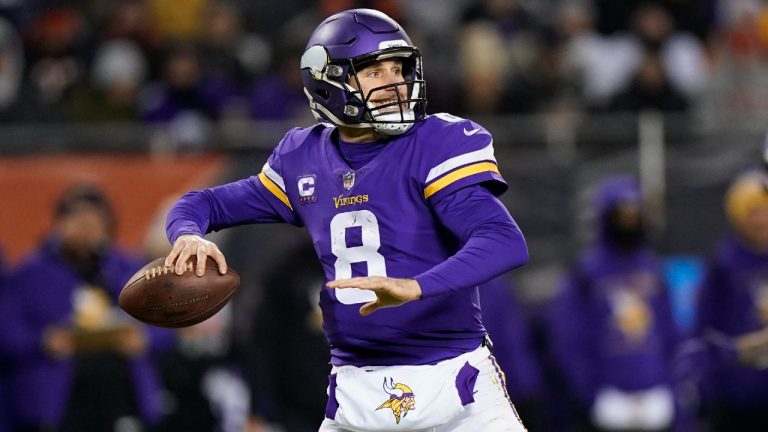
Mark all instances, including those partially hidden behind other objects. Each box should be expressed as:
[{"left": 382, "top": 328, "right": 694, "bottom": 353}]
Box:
[
  {"left": 502, "top": 225, "right": 529, "bottom": 270},
  {"left": 511, "top": 238, "right": 529, "bottom": 269},
  {"left": 518, "top": 245, "right": 530, "bottom": 268}
]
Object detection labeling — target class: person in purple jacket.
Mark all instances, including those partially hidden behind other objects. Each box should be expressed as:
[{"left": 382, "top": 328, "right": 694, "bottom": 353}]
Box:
[
  {"left": 693, "top": 169, "right": 768, "bottom": 431},
  {"left": 0, "top": 185, "right": 173, "bottom": 431},
  {"left": 548, "top": 176, "right": 678, "bottom": 432},
  {"left": 163, "top": 8, "right": 529, "bottom": 432}
]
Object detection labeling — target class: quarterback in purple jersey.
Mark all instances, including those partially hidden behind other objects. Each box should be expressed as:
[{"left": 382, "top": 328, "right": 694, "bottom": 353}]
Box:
[{"left": 164, "top": 9, "right": 528, "bottom": 431}]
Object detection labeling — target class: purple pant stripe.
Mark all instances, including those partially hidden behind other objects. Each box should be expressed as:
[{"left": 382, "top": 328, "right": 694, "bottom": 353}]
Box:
[
  {"left": 325, "top": 373, "right": 339, "bottom": 419},
  {"left": 455, "top": 361, "right": 480, "bottom": 406}
]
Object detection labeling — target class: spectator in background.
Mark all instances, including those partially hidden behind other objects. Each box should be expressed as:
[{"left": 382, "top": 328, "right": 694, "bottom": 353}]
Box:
[
  {"left": 199, "top": 1, "right": 271, "bottom": 90},
  {"left": 0, "top": 184, "right": 173, "bottom": 431},
  {"left": 97, "top": 0, "right": 160, "bottom": 53},
  {"left": 456, "top": 21, "right": 513, "bottom": 114},
  {"left": 609, "top": 51, "right": 688, "bottom": 112},
  {"left": 693, "top": 169, "right": 768, "bottom": 431},
  {"left": 65, "top": 39, "right": 148, "bottom": 122},
  {"left": 457, "top": 0, "right": 544, "bottom": 114},
  {"left": 19, "top": 7, "right": 89, "bottom": 122},
  {"left": 148, "top": 0, "right": 209, "bottom": 43},
  {"left": 548, "top": 176, "right": 678, "bottom": 432},
  {"left": 627, "top": 2, "right": 707, "bottom": 98},
  {"left": 247, "top": 36, "right": 309, "bottom": 122},
  {"left": 0, "top": 17, "right": 24, "bottom": 122},
  {"left": 556, "top": 1, "right": 631, "bottom": 111},
  {"left": 608, "top": 2, "right": 704, "bottom": 112},
  {"left": 478, "top": 276, "right": 546, "bottom": 431},
  {"left": 700, "top": 0, "right": 768, "bottom": 119},
  {"left": 580, "top": 1, "right": 707, "bottom": 112},
  {"left": 140, "top": 43, "right": 234, "bottom": 151}
]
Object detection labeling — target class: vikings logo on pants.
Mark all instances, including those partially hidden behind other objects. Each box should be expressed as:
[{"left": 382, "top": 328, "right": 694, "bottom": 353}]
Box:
[{"left": 376, "top": 377, "right": 416, "bottom": 424}]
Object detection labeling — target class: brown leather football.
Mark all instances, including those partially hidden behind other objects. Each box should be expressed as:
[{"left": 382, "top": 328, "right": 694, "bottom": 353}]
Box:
[{"left": 119, "top": 256, "right": 240, "bottom": 328}]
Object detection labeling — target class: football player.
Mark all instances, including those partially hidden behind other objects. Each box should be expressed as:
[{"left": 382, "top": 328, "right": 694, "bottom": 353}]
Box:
[{"left": 164, "top": 9, "right": 529, "bottom": 431}]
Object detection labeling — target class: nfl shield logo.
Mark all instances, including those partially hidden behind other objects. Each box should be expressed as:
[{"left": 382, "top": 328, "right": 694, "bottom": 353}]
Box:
[{"left": 343, "top": 171, "right": 355, "bottom": 190}]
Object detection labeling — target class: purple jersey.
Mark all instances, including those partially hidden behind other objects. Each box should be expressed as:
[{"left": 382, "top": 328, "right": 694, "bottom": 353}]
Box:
[
  {"left": 260, "top": 114, "right": 507, "bottom": 366},
  {"left": 168, "top": 113, "right": 520, "bottom": 366}
]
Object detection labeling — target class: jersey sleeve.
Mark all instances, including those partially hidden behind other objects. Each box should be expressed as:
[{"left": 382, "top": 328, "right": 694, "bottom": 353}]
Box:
[
  {"left": 414, "top": 185, "right": 528, "bottom": 298},
  {"left": 256, "top": 149, "right": 299, "bottom": 223},
  {"left": 166, "top": 132, "right": 305, "bottom": 243},
  {"left": 420, "top": 113, "right": 508, "bottom": 204},
  {"left": 255, "top": 126, "right": 326, "bottom": 224}
]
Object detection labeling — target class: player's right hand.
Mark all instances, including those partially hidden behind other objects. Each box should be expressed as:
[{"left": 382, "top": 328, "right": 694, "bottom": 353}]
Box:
[{"left": 165, "top": 233, "right": 227, "bottom": 276}]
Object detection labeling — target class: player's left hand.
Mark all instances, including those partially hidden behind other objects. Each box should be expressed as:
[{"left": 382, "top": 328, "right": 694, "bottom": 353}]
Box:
[{"left": 327, "top": 276, "right": 422, "bottom": 316}]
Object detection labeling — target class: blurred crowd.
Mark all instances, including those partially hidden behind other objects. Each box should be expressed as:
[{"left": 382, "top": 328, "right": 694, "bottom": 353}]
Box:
[
  {"left": 0, "top": 0, "right": 767, "bottom": 137},
  {"left": 3, "top": 1, "right": 768, "bottom": 432}
]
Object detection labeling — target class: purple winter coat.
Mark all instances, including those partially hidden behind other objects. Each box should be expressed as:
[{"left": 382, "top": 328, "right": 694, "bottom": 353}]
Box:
[
  {"left": 0, "top": 237, "right": 174, "bottom": 427},
  {"left": 695, "top": 234, "right": 768, "bottom": 408},
  {"left": 548, "top": 177, "right": 678, "bottom": 407}
]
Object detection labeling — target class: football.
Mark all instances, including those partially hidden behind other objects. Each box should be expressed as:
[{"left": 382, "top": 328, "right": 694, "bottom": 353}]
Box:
[{"left": 119, "top": 256, "right": 240, "bottom": 328}]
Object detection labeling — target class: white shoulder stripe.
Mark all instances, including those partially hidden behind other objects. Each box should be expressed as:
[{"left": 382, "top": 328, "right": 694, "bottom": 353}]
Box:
[
  {"left": 262, "top": 162, "right": 286, "bottom": 192},
  {"left": 425, "top": 141, "right": 496, "bottom": 183}
]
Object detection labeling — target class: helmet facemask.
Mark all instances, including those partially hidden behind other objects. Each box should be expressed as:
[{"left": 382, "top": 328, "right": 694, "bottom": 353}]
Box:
[{"left": 348, "top": 49, "right": 425, "bottom": 135}]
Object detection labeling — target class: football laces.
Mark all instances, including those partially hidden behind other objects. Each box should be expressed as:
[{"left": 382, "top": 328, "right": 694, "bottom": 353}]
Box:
[{"left": 143, "top": 263, "right": 191, "bottom": 280}]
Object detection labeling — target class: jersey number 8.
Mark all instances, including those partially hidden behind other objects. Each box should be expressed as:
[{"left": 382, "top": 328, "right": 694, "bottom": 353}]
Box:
[{"left": 330, "top": 210, "right": 387, "bottom": 304}]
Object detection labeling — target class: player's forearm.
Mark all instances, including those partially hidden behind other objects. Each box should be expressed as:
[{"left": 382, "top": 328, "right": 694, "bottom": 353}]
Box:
[
  {"left": 165, "top": 190, "right": 213, "bottom": 243},
  {"left": 415, "top": 186, "right": 528, "bottom": 297},
  {"left": 415, "top": 220, "right": 527, "bottom": 297},
  {"left": 166, "top": 178, "right": 287, "bottom": 243}
]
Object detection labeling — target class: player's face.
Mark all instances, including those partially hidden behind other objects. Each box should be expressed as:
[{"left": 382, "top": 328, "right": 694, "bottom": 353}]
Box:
[{"left": 350, "top": 59, "right": 408, "bottom": 115}]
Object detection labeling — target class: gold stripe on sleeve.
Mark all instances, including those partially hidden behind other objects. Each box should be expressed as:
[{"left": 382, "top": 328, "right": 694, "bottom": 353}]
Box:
[
  {"left": 258, "top": 171, "right": 293, "bottom": 211},
  {"left": 423, "top": 162, "right": 500, "bottom": 199}
]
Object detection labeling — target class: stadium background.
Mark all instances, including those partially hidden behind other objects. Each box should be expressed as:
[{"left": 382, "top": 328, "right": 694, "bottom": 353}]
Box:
[{"left": 1, "top": 0, "right": 767, "bottom": 431}]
